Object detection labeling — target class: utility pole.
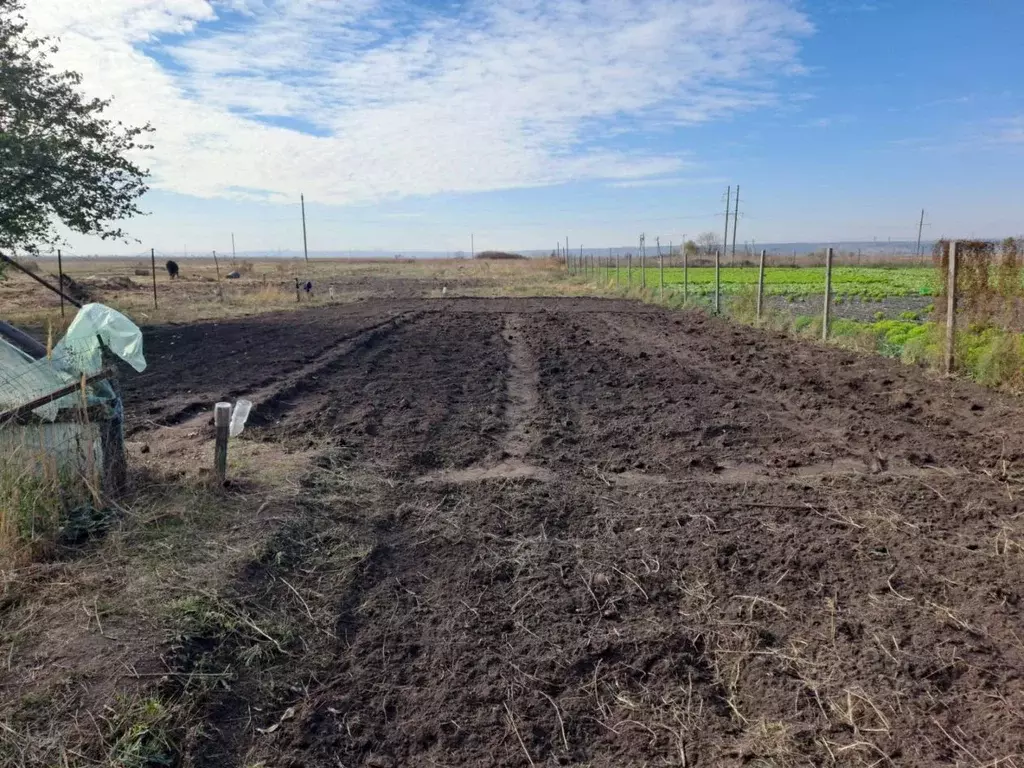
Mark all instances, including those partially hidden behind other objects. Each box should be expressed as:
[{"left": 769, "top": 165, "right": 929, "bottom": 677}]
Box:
[
  {"left": 471, "top": 233, "right": 475, "bottom": 259},
  {"left": 731, "top": 185, "right": 740, "bottom": 266},
  {"left": 916, "top": 208, "right": 925, "bottom": 257},
  {"left": 301, "top": 193, "right": 309, "bottom": 263},
  {"left": 231, "top": 232, "right": 237, "bottom": 264},
  {"left": 722, "top": 186, "right": 731, "bottom": 268}
]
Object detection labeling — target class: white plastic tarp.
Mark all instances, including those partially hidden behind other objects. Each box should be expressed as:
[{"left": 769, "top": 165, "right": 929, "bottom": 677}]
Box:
[
  {"left": 0, "top": 303, "right": 146, "bottom": 421},
  {"left": 52, "top": 303, "right": 147, "bottom": 376}
]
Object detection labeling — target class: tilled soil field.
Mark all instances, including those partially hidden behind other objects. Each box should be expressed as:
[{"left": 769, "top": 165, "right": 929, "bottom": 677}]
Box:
[{"left": 123, "top": 298, "right": 1024, "bottom": 767}]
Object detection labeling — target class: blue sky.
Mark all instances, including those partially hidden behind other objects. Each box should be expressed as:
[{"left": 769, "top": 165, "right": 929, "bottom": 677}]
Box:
[{"left": 23, "top": 0, "right": 1024, "bottom": 255}]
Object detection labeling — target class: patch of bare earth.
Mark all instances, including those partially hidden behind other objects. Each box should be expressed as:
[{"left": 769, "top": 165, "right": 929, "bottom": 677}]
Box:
[{"left": 4, "top": 297, "right": 1024, "bottom": 767}]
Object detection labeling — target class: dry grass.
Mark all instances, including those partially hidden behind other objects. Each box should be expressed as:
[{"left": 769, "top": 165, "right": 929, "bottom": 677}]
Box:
[
  {"left": 0, "top": 429, "right": 315, "bottom": 767},
  {"left": 0, "top": 256, "right": 574, "bottom": 327}
]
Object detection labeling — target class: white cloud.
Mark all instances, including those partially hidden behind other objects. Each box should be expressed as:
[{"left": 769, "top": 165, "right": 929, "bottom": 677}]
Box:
[
  {"left": 24, "top": 0, "right": 812, "bottom": 205},
  {"left": 608, "top": 175, "right": 725, "bottom": 188}
]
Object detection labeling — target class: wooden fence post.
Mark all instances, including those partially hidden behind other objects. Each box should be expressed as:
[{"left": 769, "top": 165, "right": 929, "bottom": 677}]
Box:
[
  {"left": 214, "top": 402, "right": 231, "bottom": 484},
  {"left": 150, "top": 248, "right": 158, "bottom": 310},
  {"left": 822, "top": 246, "right": 833, "bottom": 341},
  {"left": 628, "top": 252, "right": 633, "bottom": 289},
  {"left": 756, "top": 249, "right": 766, "bottom": 325},
  {"left": 945, "top": 240, "right": 958, "bottom": 375},
  {"left": 57, "top": 249, "right": 65, "bottom": 319},
  {"left": 683, "top": 245, "right": 688, "bottom": 304},
  {"left": 714, "top": 249, "right": 721, "bottom": 314},
  {"left": 640, "top": 236, "right": 646, "bottom": 290},
  {"left": 212, "top": 250, "right": 224, "bottom": 302},
  {"left": 659, "top": 240, "right": 665, "bottom": 300}
]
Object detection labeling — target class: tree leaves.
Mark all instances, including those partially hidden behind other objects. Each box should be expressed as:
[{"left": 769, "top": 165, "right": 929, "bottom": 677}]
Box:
[{"left": 0, "top": 0, "right": 152, "bottom": 262}]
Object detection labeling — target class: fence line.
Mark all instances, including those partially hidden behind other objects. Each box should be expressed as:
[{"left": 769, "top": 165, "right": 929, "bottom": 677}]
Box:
[{"left": 571, "top": 237, "right": 1024, "bottom": 378}]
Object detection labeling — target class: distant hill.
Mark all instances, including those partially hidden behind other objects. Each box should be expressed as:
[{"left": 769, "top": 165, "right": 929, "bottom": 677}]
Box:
[{"left": 474, "top": 250, "right": 525, "bottom": 260}]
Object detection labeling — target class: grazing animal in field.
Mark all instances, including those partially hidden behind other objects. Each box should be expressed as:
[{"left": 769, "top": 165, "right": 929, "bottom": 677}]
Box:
[{"left": 165, "top": 260, "right": 180, "bottom": 279}]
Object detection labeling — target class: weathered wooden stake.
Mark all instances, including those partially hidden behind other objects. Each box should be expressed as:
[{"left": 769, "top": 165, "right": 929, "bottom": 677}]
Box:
[
  {"left": 822, "top": 246, "right": 833, "bottom": 341},
  {"left": 714, "top": 249, "right": 721, "bottom": 314},
  {"left": 640, "top": 235, "right": 646, "bottom": 290},
  {"left": 628, "top": 252, "right": 633, "bottom": 289},
  {"left": 150, "top": 247, "right": 158, "bottom": 309},
  {"left": 683, "top": 245, "right": 689, "bottom": 304},
  {"left": 212, "top": 250, "right": 224, "bottom": 302},
  {"left": 57, "top": 249, "right": 65, "bottom": 319},
  {"left": 615, "top": 251, "right": 620, "bottom": 288},
  {"left": 756, "top": 249, "right": 766, "bottom": 325},
  {"left": 214, "top": 402, "right": 231, "bottom": 484},
  {"left": 658, "top": 238, "right": 664, "bottom": 300},
  {"left": 945, "top": 240, "right": 958, "bottom": 375}
]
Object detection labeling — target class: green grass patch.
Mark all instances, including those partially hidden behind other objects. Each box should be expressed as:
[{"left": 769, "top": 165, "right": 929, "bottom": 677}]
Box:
[
  {"left": 820, "top": 317, "right": 1024, "bottom": 389},
  {"left": 600, "top": 266, "right": 937, "bottom": 299}
]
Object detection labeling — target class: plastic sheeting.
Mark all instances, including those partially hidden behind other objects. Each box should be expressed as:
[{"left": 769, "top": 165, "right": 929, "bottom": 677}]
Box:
[
  {"left": 52, "top": 303, "right": 147, "bottom": 376},
  {"left": 0, "top": 303, "right": 146, "bottom": 421}
]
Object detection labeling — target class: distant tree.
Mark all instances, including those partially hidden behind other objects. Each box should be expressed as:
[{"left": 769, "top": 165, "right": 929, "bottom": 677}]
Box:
[
  {"left": 694, "top": 232, "right": 720, "bottom": 265},
  {"left": 683, "top": 240, "right": 699, "bottom": 257},
  {"left": 0, "top": 0, "right": 152, "bottom": 276},
  {"left": 696, "top": 232, "right": 719, "bottom": 257}
]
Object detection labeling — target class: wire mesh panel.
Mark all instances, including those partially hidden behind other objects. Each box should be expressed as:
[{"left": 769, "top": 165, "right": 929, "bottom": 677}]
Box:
[{"left": 0, "top": 336, "right": 124, "bottom": 495}]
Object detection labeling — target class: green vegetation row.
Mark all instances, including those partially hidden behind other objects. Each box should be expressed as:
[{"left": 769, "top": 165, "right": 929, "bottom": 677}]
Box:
[
  {"left": 813, "top": 317, "right": 1024, "bottom": 390},
  {"left": 584, "top": 274, "right": 1024, "bottom": 392},
  {"left": 586, "top": 266, "right": 937, "bottom": 299}
]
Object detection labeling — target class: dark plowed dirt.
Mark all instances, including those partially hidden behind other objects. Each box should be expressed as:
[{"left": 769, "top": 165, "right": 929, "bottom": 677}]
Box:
[
  {"left": 126, "top": 298, "right": 1024, "bottom": 767},
  {"left": 120, "top": 303, "right": 410, "bottom": 432}
]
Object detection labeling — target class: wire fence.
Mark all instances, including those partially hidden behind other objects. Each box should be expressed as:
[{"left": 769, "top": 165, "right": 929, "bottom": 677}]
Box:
[
  {"left": 0, "top": 334, "right": 127, "bottom": 557},
  {"left": 567, "top": 237, "right": 1024, "bottom": 377}
]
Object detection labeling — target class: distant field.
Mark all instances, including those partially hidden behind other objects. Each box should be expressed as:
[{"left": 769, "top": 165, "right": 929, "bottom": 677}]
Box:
[
  {"left": 0, "top": 255, "right": 578, "bottom": 327},
  {"left": 598, "top": 265, "right": 938, "bottom": 299}
]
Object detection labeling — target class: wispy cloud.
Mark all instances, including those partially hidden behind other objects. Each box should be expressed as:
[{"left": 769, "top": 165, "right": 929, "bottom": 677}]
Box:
[
  {"left": 608, "top": 175, "right": 726, "bottom": 188},
  {"left": 26, "top": 0, "right": 812, "bottom": 205}
]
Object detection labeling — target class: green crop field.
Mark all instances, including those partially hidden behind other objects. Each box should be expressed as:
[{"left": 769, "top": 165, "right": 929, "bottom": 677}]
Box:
[{"left": 594, "top": 266, "right": 937, "bottom": 299}]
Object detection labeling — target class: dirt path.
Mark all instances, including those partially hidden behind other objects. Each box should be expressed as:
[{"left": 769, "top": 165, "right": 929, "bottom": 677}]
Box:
[{"left": 123, "top": 298, "right": 1024, "bottom": 766}]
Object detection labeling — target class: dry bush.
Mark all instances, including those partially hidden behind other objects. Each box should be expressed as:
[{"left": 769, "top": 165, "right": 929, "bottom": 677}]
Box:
[{"left": 934, "top": 238, "right": 1024, "bottom": 329}]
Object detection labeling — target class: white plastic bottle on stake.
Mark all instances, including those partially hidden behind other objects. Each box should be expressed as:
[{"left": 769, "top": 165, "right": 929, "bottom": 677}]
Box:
[{"left": 230, "top": 399, "right": 252, "bottom": 437}]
